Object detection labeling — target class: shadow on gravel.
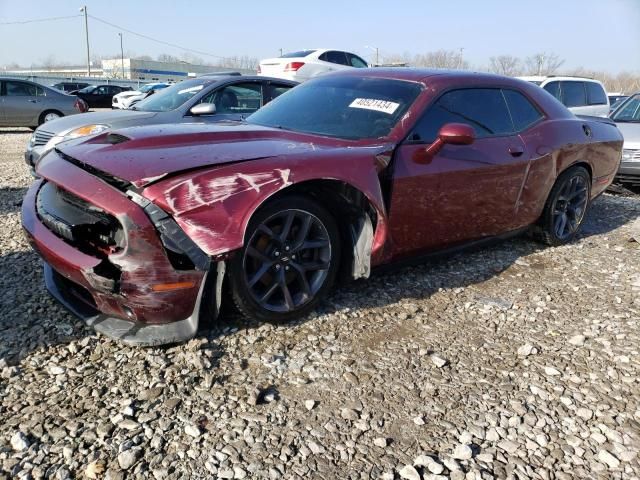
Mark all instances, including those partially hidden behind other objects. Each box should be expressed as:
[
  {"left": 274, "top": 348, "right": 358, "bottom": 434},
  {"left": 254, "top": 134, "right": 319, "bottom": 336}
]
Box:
[
  {"left": 0, "top": 186, "right": 27, "bottom": 215},
  {"left": 1, "top": 193, "right": 637, "bottom": 361},
  {"left": 0, "top": 129, "right": 32, "bottom": 135}
]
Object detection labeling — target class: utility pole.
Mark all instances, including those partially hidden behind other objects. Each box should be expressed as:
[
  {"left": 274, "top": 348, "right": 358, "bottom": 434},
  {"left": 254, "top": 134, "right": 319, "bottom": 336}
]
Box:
[
  {"left": 375, "top": 47, "right": 379, "bottom": 66},
  {"left": 279, "top": 48, "right": 283, "bottom": 57},
  {"left": 80, "top": 6, "right": 91, "bottom": 76},
  {"left": 537, "top": 54, "right": 544, "bottom": 76},
  {"left": 458, "top": 47, "right": 464, "bottom": 69},
  {"left": 119, "top": 33, "right": 125, "bottom": 78}
]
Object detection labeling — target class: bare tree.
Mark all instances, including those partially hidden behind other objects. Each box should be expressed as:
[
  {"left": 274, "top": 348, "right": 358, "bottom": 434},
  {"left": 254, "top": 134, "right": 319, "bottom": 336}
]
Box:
[
  {"left": 157, "top": 53, "right": 181, "bottom": 63},
  {"left": 411, "top": 50, "right": 469, "bottom": 69},
  {"left": 216, "top": 55, "right": 259, "bottom": 71},
  {"left": 488, "top": 55, "right": 522, "bottom": 76},
  {"left": 524, "top": 52, "right": 565, "bottom": 75}
]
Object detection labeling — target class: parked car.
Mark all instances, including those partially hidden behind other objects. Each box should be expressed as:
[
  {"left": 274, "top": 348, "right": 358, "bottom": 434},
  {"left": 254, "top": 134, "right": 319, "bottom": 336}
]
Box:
[
  {"left": 0, "top": 77, "right": 87, "bottom": 128},
  {"left": 610, "top": 93, "right": 640, "bottom": 186},
  {"left": 22, "top": 69, "right": 623, "bottom": 345},
  {"left": 608, "top": 93, "right": 629, "bottom": 114},
  {"left": 258, "top": 49, "right": 369, "bottom": 82},
  {"left": 518, "top": 76, "right": 610, "bottom": 117},
  {"left": 71, "top": 84, "right": 132, "bottom": 108},
  {"left": 112, "top": 83, "right": 170, "bottom": 110},
  {"left": 25, "top": 75, "right": 297, "bottom": 171},
  {"left": 51, "top": 82, "right": 90, "bottom": 93}
]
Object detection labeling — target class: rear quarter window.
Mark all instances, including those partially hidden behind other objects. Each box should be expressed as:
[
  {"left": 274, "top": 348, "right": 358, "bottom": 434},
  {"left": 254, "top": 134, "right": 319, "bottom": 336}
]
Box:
[
  {"left": 561, "top": 81, "right": 587, "bottom": 108},
  {"left": 503, "top": 90, "right": 543, "bottom": 131},
  {"left": 586, "top": 82, "right": 607, "bottom": 105},
  {"left": 543, "top": 81, "right": 561, "bottom": 101}
]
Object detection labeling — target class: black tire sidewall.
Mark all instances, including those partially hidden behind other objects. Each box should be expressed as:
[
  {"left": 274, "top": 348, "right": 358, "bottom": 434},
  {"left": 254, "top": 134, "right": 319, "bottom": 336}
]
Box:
[
  {"left": 541, "top": 166, "right": 591, "bottom": 246},
  {"left": 228, "top": 195, "right": 341, "bottom": 323}
]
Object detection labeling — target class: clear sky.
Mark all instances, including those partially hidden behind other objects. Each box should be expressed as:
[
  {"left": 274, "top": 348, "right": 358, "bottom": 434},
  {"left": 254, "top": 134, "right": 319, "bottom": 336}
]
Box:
[{"left": 1, "top": 0, "right": 639, "bottom": 73}]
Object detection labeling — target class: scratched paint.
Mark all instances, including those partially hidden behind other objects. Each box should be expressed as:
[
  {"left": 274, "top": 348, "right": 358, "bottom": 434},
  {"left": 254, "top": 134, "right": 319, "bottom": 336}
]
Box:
[{"left": 165, "top": 169, "right": 292, "bottom": 215}]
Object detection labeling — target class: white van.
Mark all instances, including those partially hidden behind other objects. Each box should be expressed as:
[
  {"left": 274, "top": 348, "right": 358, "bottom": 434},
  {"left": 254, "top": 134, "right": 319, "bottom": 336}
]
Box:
[{"left": 518, "top": 76, "right": 610, "bottom": 117}]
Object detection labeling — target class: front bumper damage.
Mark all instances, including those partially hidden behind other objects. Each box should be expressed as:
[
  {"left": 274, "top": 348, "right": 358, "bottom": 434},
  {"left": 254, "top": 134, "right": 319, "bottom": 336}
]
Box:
[{"left": 22, "top": 150, "right": 216, "bottom": 346}]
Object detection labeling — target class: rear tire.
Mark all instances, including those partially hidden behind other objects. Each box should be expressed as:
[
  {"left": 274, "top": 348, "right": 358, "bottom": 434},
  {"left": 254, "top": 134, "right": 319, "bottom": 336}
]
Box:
[
  {"left": 38, "top": 110, "right": 63, "bottom": 125},
  {"left": 533, "top": 166, "right": 591, "bottom": 246},
  {"left": 228, "top": 195, "right": 341, "bottom": 323}
]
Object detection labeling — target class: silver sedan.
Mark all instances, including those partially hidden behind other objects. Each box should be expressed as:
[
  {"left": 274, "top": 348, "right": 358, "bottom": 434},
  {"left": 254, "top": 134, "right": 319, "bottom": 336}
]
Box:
[{"left": 0, "top": 78, "right": 87, "bottom": 129}]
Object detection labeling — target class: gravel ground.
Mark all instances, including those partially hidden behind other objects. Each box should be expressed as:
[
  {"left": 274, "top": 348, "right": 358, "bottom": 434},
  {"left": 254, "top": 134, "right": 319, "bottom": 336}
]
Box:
[{"left": 1, "top": 126, "right": 639, "bottom": 480}]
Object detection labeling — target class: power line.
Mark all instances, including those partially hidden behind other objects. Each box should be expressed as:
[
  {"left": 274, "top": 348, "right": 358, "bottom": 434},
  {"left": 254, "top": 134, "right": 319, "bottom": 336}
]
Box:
[
  {"left": 0, "top": 14, "right": 81, "bottom": 25},
  {"left": 88, "top": 14, "right": 229, "bottom": 60}
]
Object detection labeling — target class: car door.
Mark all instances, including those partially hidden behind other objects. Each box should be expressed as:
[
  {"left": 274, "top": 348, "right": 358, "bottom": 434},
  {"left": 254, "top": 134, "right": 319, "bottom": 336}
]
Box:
[
  {"left": 387, "top": 88, "right": 530, "bottom": 258},
  {"left": 318, "top": 51, "right": 351, "bottom": 74},
  {"left": 1, "top": 80, "right": 43, "bottom": 126},
  {"left": 194, "top": 81, "right": 263, "bottom": 121}
]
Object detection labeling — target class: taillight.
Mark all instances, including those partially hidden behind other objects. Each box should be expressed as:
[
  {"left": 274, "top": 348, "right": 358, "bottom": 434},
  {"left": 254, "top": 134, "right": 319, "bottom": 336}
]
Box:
[
  {"left": 284, "top": 62, "right": 305, "bottom": 72},
  {"left": 74, "top": 98, "right": 88, "bottom": 113}
]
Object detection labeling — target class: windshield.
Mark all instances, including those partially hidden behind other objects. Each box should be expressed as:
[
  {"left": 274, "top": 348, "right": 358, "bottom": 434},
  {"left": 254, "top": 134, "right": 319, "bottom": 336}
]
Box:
[
  {"left": 611, "top": 94, "right": 640, "bottom": 122},
  {"left": 134, "top": 79, "right": 207, "bottom": 112},
  {"left": 139, "top": 84, "right": 156, "bottom": 93},
  {"left": 78, "top": 85, "right": 96, "bottom": 93},
  {"left": 246, "top": 76, "right": 422, "bottom": 139}
]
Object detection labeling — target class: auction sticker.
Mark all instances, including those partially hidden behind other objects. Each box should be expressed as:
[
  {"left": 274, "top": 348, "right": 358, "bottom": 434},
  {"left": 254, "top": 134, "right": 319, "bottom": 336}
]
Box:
[{"left": 349, "top": 98, "right": 400, "bottom": 114}]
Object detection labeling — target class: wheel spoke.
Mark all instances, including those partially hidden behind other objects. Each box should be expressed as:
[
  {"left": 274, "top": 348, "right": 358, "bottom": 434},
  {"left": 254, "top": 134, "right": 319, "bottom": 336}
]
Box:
[
  {"left": 277, "top": 268, "right": 295, "bottom": 310},
  {"left": 555, "top": 212, "right": 568, "bottom": 237},
  {"left": 257, "top": 224, "right": 280, "bottom": 243},
  {"left": 259, "top": 282, "right": 279, "bottom": 302},
  {"left": 293, "top": 215, "right": 313, "bottom": 249},
  {"left": 300, "top": 239, "right": 330, "bottom": 250},
  {"left": 248, "top": 262, "right": 274, "bottom": 288},
  {"left": 280, "top": 211, "right": 296, "bottom": 242},
  {"left": 290, "top": 263, "right": 311, "bottom": 297},
  {"left": 246, "top": 246, "right": 271, "bottom": 263},
  {"left": 297, "top": 260, "right": 330, "bottom": 272}
]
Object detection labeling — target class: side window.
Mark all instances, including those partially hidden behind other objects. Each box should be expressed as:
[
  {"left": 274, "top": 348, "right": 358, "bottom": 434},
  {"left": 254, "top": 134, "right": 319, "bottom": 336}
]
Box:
[
  {"left": 5, "top": 81, "right": 37, "bottom": 96},
  {"left": 202, "top": 83, "right": 263, "bottom": 114},
  {"left": 95, "top": 86, "right": 109, "bottom": 95},
  {"left": 502, "top": 90, "right": 543, "bottom": 131},
  {"left": 266, "top": 83, "right": 292, "bottom": 103},
  {"left": 586, "top": 82, "right": 607, "bottom": 105},
  {"left": 323, "top": 51, "right": 348, "bottom": 65},
  {"left": 348, "top": 54, "right": 368, "bottom": 68},
  {"left": 561, "top": 81, "right": 586, "bottom": 107},
  {"left": 543, "top": 81, "right": 561, "bottom": 101},
  {"left": 410, "top": 88, "right": 513, "bottom": 142}
]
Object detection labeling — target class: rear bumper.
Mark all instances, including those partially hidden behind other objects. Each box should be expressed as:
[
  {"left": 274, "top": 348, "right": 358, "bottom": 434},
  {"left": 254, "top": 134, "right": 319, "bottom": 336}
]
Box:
[
  {"left": 44, "top": 263, "right": 208, "bottom": 346},
  {"left": 615, "top": 162, "right": 640, "bottom": 185}
]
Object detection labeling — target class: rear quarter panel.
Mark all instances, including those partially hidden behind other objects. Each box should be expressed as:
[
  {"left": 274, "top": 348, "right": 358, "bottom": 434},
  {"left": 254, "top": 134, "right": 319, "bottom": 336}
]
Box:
[{"left": 518, "top": 118, "right": 622, "bottom": 225}]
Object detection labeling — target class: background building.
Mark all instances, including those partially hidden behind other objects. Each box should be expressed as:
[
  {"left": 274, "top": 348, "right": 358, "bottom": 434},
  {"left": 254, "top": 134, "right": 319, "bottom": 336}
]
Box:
[{"left": 101, "top": 58, "right": 252, "bottom": 82}]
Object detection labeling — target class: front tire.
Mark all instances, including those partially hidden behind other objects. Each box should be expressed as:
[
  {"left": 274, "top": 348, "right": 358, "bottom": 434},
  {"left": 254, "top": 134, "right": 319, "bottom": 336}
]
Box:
[
  {"left": 228, "top": 195, "right": 341, "bottom": 323},
  {"left": 534, "top": 166, "right": 591, "bottom": 246}
]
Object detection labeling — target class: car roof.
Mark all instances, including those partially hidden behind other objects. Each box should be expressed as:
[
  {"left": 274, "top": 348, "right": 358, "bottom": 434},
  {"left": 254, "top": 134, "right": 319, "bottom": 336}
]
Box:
[
  {"left": 332, "top": 68, "right": 531, "bottom": 86},
  {"left": 518, "top": 75, "right": 603, "bottom": 84}
]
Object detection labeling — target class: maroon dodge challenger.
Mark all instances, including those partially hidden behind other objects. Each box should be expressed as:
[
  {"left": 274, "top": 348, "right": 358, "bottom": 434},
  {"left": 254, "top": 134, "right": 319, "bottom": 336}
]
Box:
[{"left": 22, "top": 69, "right": 623, "bottom": 345}]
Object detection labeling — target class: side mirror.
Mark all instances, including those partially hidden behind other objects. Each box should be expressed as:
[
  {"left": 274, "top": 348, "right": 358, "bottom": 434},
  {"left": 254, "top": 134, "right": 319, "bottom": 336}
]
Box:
[
  {"left": 424, "top": 123, "right": 475, "bottom": 159},
  {"left": 190, "top": 103, "right": 216, "bottom": 116}
]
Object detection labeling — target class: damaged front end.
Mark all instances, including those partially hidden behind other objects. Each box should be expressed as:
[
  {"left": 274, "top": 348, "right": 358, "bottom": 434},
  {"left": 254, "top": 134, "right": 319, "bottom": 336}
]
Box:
[{"left": 22, "top": 150, "right": 216, "bottom": 346}]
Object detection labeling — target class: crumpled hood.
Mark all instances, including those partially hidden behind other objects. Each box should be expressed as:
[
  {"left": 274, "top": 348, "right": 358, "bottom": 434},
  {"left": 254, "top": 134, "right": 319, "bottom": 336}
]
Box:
[{"left": 55, "top": 122, "right": 356, "bottom": 188}]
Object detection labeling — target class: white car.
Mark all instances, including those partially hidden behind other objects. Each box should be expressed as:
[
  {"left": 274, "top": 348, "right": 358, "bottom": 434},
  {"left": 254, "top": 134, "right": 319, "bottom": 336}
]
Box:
[
  {"left": 258, "top": 49, "right": 369, "bottom": 82},
  {"left": 112, "top": 83, "right": 170, "bottom": 109},
  {"left": 518, "top": 76, "right": 609, "bottom": 117}
]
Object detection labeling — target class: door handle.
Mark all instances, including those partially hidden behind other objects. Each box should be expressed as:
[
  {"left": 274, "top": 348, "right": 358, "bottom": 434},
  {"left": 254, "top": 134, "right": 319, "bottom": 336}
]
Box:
[
  {"left": 509, "top": 147, "right": 524, "bottom": 157},
  {"left": 28, "top": 99, "right": 38, "bottom": 103}
]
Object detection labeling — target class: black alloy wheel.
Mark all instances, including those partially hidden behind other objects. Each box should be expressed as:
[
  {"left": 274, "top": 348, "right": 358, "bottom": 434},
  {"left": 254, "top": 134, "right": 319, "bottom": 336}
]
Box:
[
  {"left": 535, "top": 166, "right": 591, "bottom": 246},
  {"left": 229, "top": 196, "right": 340, "bottom": 322}
]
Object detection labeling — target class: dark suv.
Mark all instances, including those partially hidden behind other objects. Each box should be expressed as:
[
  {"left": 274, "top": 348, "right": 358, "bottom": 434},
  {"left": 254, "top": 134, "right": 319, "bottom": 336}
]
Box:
[{"left": 51, "top": 82, "right": 90, "bottom": 93}]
